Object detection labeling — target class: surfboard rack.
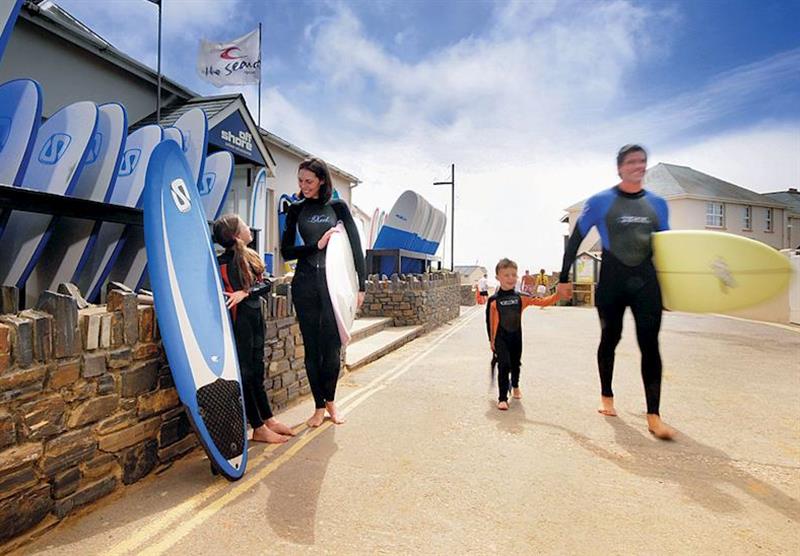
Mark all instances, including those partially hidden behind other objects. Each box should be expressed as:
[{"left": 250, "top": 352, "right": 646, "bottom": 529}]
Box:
[{"left": 365, "top": 248, "right": 442, "bottom": 276}]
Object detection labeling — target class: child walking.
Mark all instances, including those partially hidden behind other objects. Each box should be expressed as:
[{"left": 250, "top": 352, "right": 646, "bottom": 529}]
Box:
[
  {"left": 486, "top": 258, "right": 559, "bottom": 410},
  {"left": 213, "top": 214, "right": 295, "bottom": 443}
]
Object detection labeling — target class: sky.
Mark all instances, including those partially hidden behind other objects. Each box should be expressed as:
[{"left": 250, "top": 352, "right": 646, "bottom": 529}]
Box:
[{"left": 57, "top": 0, "right": 800, "bottom": 273}]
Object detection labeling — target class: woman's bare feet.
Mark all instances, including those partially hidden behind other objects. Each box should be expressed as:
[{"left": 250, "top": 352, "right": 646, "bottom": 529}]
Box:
[
  {"left": 597, "top": 396, "right": 617, "bottom": 416},
  {"left": 647, "top": 414, "right": 676, "bottom": 440},
  {"left": 306, "top": 409, "right": 325, "bottom": 428},
  {"left": 512, "top": 387, "right": 522, "bottom": 399},
  {"left": 325, "top": 402, "right": 345, "bottom": 425},
  {"left": 497, "top": 401, "right": 509, "bottom": 410},
  {"left": 266, "top": 418, "right": 295, "bottom": 436},
  {"left": 251, "top": 424, "right": 289, "bottom": 444}
]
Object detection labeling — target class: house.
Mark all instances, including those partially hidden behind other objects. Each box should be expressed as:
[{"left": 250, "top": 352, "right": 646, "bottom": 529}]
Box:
[
  {"left": 763, "top": 188, "right": 800, "bottom": 249},
  {"left": 454, "top": 265, "right": 487, "bottom": 286}
]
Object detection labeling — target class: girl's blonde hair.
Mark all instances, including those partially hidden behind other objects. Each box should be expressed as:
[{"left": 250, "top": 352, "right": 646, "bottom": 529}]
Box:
[{"left": 212, "top": 214, "right": 265, "bottom": 290}]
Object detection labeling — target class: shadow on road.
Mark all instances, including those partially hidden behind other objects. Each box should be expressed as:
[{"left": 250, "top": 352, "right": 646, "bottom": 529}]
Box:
[
  {"left": 264, "top": 426, "right": 338, "bottom": 544},
  {"left": 484, "top": 402, "right": 800, "bottom": 522}
]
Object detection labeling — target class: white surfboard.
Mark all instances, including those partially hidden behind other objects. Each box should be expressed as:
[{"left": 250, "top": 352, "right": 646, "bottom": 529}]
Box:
[
  {"left": 28, "top": 103, "right": 127, "bottom": 301},
  {"left": 373, "top": 191, "right": 419, "bottom": 250},
  {"left": 76, "top": 125, "right": 163, "bottom": 301},
  {"left": 0, "top": 101, "right": 98, "bottom": 289},
  {"left": 173, "top": 108, "right": 208, "bottom": 187},
  {"left": 367, "top": 207, "right": 380, "bottom": 249},
  {"left": 249, "top": 167, "right": 267, "bottom": 260},
  {"left": 163, "top": 126, "right": 184, "bottom": 149},
  {"left": 0, "top": 79, "right": 42, "bottom": 187},
  {"left": 200, "top": 151, "right": 234, "bottom": 221},
  {"left": 325, "top": 222, "right": 358, "bottom": 345}
]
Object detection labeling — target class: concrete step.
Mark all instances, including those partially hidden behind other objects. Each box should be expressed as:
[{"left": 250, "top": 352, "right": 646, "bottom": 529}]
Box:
[
  {"left": 349, "top": 316, "right": 393, "bottom": 343},
  {"left": 344, "top": 325, "right": 423, "bottom": 371}
]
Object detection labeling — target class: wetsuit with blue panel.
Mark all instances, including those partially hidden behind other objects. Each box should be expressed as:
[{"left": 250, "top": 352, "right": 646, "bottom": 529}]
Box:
[{"left": 559, "top": 186, "right": 669, "bottom": 415}]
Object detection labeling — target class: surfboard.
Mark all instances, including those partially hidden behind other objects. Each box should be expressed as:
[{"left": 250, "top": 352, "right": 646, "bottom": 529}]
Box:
[
  {"left": 163, "top": 126, "right": 184, "bottom": 149},
  {"left": 76, "top": 125, "right": 163, "bottom": 302},
  {"left": 200, "top": 151, "right": 234, "bottom": 220},
  {"left": 27, "top": 102, "right": 127, "bottom": 302},
  {"left": 652, "top": 230, "right": 793, "bottom": 313},
  {"left": 0, "top": 79, "right": 42, "bottom": 189},
  {"left": 0, "top": 101, "right": 98, "bottom": 289},
  {"left": 173, "top": 108, "right": 208, "bottom": 187},
  {"left": 0, "top": 0, "right": 22, "bottom": 63},
  {"left": 367, "top": 207, "right": 380, "bottom": 249},
  {"left": 373, "top": 191, "right": 419, "bottom": 250},
  {"left": 249, "top": 167, "right": 267, "bottom": 261},
  {"left": 277, "top": 192, "right": 303, "bottom": 247},
  {"left": 143, "top": 139, "right": 247, "bottom": 481},
  {"left": 325, "top": 221, "right": 359, "bottom": 345}
]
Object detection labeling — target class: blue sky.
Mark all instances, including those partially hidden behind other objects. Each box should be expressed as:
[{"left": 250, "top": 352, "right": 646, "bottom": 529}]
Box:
[{"left": 57, "top": 0, "right": 800, "bottom": 270}]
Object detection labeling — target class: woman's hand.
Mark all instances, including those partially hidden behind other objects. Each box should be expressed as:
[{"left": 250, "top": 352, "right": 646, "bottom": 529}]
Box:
[
  {"left": 224, "top": 290, "right": 248, "bottom": 308},
  {"left": 317, "top": 227, "right": 338, "bottom": 250},
  {"left": 357, "top": 291, "right": 365, "bottom": 310}
]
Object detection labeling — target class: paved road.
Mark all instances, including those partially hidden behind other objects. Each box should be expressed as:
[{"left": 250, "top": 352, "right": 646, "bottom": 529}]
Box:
[{"left": 20, "top": 306, "right": 800, "bottom": 555}]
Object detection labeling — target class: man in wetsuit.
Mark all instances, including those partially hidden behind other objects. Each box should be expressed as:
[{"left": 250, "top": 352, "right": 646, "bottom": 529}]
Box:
[{"left": 557, "top": 144, "right": 675, "bottom": 440}]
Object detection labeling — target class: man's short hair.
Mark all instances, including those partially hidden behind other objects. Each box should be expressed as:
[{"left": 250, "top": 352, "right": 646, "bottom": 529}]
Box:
[
  {"left": 617, "top": 144, "right": 647, "bottom": 167},
  {"left": 495, "top": 258, "right": 517, "bottom": 275}
]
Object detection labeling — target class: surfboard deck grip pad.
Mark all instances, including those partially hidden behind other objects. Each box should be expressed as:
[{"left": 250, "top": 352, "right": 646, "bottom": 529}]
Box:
[{"left": 196, "top": 379, "right": 245, "bottom": 460}]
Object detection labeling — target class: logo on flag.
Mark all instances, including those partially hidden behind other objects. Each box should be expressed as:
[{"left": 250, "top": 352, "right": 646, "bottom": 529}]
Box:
[{"left": 197, "top": 29, "right": 261, "bottom": 87}]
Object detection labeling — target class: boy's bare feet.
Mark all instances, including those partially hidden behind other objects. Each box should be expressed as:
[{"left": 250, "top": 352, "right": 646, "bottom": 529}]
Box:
[
  {"left": 497, "top": 401, "right": 509, "bottom": 410},
  {"left": 306, "top": 409, "right": 325, "bottom": 428},
  {"left": 647, "top": 414, "right": 676, "bottom": 440},
  {"left": 266, "top": 417, "right": 295, "bottom": 436},
  {"left": 325, "top": 401, "right": 345, "bottom": 425},
  {"left": 597, "top": 396, "right": 617, "bottom": 416},
  {"left": 251, "top": 424, "right": 289, "bottom": 444},
  {"left": 512, "top": 387, "right": 522, "bottom": 399}
]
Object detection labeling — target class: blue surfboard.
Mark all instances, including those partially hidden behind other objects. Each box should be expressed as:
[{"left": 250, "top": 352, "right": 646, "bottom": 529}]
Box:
[
  {"left": 0, "top": 101, "right": 98, "bottom": 289},
  {"left": 200, "top": 151, "right": 234, "bottom": 220},
  {"left": 0, "top": 79, "right": 42, "bottom": 188},
  {"left": 143, "top": 140, "right": 247, "bottom": 481},
  {"left": 77, "top": 124, "right": 163, "bottom": 301},
  {"left": 29, "top": 103, "right": 127, "bottom": 299},
  {"left": 278, "top": 193, "right": 304, "bottom": 247},
  {"left": 0, "top": 0, "right": 22, "bottom": 63}
]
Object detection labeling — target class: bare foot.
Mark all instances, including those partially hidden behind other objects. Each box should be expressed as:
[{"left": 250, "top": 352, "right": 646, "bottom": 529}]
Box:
[
  {"left": 325, "top": 402, "right": 345, "bottom": 425},
  {"left": 251, "top": 425, "right": 289, "bottom": 444},
  {"left": 597, "top": 396, "right": 617, "bottom": 416},
  {"left": 266, "top": 418, "right": 295, "bottom": 436},
  {"left": 306, "top": 409, "right": 325, "bottom": 428},
  {"left": 512, "top": 388, "right": 522, "bottom": 399},
  {"left": 497, "top": 401, "right": 509, "bottom": 410},
  {"left": 647, "top": 414, "right": 676, "bottom": 440}
]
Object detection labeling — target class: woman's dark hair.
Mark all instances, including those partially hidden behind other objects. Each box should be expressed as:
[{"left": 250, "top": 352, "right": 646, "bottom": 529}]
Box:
[
  {"left": 616, "top": 144, "right": 647, "bottom": 167},
  {"left": 298, "top": 157, "right": 334, "bottom": 203}
]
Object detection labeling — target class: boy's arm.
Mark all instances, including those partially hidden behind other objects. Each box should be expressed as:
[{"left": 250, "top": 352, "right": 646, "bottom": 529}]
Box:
[
  {"left": 485, "top": 297, "right": 496, "bottom": 350},
  {"left": 522, "top": 292, "right": 559, "bottom": 309}
]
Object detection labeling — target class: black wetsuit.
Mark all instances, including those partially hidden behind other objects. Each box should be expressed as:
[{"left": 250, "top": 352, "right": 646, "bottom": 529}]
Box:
[
  {"left": 281, "top": 197, "right": 366, "bottom": 409},
  {"left": 559, "top": 186, "right": 669, "bottom": 414},
  {"left": 486, "top": 288, "right": 557, "bottom": 402},
  {"left": 217, "top": 251, "right": 273, "bottom": 429}
]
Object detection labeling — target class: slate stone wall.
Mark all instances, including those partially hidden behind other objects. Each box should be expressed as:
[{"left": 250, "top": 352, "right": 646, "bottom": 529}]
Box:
[{"left": 360, "top": 271, "right": 461, "bottom": 329}]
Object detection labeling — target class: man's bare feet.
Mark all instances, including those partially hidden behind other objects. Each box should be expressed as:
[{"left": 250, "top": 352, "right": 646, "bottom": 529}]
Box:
[
  {"left": 251, "top": 424, "right": 289, "bottom": 444},
  {"left": 512, "top": 388, "right": 522, "bottom": 399},
  {"left": 266, "top": 418, "right": 295, "bottom": 436},
  {"left": 325, "top": 402, "right": 345, "bottom": 425},
  {"left": 497, "top": 401, "right": 509, "bottom": 410},
  {"left": 597, "top": 396, "right": 617, "bottom": 416},
  {"left": 306, "top": 409, "right": 325, "bottom": 428},
  {"left": 647, "top": 414, "right": 676, "bottom": 440}
]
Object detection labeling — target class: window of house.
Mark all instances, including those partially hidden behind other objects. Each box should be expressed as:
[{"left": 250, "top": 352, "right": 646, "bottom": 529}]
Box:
[
  {"left": 766, "top": 208, "right": 773, "bottom": 232},
  {"left": 706, "top": 202, "right": 724, "bottom": 227},
  {"left": 743, "top": 206, "right": 752, "bottom": 230}
]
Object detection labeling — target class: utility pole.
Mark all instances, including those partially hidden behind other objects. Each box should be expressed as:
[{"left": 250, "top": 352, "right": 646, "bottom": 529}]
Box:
[{"left": 433, "top": 163, "right": 455, "bottom": 271}]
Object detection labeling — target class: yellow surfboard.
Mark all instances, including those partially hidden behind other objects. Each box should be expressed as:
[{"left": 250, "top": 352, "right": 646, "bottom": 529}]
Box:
[{"left": 652, "top": 230, "right": 792, "bottom": 313}]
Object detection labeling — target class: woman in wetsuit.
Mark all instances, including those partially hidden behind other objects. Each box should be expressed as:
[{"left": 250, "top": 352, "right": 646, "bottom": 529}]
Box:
[
  {"left": 281, "top": 157, "right": 366, "bottom": 428},
  {"left": 214, "top": 214, "right": 294, "bottom": 444}
]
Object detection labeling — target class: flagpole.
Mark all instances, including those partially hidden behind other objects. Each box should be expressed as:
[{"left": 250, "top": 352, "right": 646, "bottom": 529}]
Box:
[
  {"left": 156, "top": 0, "right": 162, "bottom": 124},
  {"left": 257, "top": 22, "right": 262, "bottom": 128}
]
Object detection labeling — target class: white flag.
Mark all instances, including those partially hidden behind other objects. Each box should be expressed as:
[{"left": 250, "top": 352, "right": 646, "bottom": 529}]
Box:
[{"left": 197, "top": 28, "right": 261, "bottom": 87}]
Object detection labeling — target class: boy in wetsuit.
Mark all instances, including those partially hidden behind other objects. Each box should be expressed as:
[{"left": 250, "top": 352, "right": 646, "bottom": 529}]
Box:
[{"left": 486, "top": 258, "right": 559, "bottom": 410}]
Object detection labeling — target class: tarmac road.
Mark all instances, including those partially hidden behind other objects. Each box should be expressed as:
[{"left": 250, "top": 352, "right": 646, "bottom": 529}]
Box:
[{"left": 19, "top": 306, "right": 800, "bottom": 555}]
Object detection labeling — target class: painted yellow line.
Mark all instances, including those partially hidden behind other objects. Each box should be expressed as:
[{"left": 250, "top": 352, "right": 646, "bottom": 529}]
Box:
[
  {"left": 108, "top": 310, "right": 480, "bottom": 555},
  {"left": 136, "top": 308, "right": 483, "bottom": 555}
]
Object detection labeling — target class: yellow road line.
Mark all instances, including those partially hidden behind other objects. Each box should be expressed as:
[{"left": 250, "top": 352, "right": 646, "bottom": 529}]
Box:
[{"left": 117, "top": 306, "right": 482, "bottom": 555}]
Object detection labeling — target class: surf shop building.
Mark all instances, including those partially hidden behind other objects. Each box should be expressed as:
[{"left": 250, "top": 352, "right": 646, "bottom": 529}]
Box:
[{"left": 0, "top": 0, "right": 362, "bottom": 279}]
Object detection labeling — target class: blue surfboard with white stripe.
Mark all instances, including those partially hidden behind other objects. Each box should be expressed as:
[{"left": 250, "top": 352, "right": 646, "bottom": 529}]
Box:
[
  {"left": 200, "top": 150, "right": 234, "bottom": 220},
  {"left": 143, "top": 140, "right": 247, "bottom": 481},
  {"left": 0, "top": 79, "right": 42, "bottom": 189}
]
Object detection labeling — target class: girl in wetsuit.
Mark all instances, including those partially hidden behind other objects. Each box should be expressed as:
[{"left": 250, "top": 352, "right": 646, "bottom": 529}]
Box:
[
  {"left": 281, "top": 157, "right": 366, "bottom": 428},
  {"left": 213, "top": 214, "right": 294, "bottom": 444}
]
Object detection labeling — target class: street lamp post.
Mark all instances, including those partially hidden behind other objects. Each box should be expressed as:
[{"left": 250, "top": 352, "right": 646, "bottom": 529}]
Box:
[{"left": 433, "top": 163, "right": 455, "bottom": 271}]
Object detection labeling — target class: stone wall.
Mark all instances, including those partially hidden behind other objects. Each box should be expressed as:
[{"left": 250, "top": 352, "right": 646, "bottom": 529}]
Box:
[
  {"left": 460, "top": 285, "right": 477, "bottom": 306},
  {"left": 360, "top": 272, "right": 461, "bottom": 329},
  {"left": 0, "top": 286, "right": 308, "bottom": 548}
]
